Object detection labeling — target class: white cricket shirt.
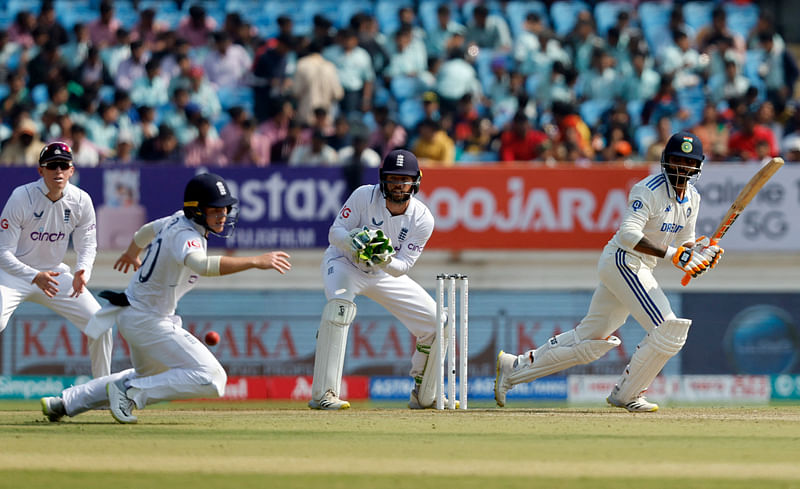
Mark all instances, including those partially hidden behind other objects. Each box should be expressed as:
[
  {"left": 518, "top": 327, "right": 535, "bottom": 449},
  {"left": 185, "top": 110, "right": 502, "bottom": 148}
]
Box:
[
  {"left": 607, "top": 172, "right": 700, "bottom": 269},
  {"left": 326, "top": 184, "right": 434, "bottom": 276},
  {"left": 0, "top": 178, "right": 97, "bottom": 282},
  {"left": 125, "top": 211, "right": 206, "bottom": 316}
]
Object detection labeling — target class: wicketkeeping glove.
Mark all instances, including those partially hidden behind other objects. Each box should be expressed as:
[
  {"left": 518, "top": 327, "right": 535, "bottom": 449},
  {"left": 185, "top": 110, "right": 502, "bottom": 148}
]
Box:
[
  {"left": 667, "top": 245, "right": 709, "bottom": 278},
  {"left": 692, "top": 235, "right": 724, "bottom": 269},
  {"left": 349, "top": 226, "right": 376, "bottom": 253},
  {"left": 359, "top": 230, "right": 396, "bottom": 268}
]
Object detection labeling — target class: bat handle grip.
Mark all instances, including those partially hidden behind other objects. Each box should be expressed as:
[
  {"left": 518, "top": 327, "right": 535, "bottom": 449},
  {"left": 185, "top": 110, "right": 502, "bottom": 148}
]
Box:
[{"left": 680, "top": 238, "right": 721, "bottom": 287}]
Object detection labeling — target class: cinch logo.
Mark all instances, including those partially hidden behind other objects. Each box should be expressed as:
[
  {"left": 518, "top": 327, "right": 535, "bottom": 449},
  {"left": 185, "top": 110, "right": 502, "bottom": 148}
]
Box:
[
  {"left": 0, "top": 219, "right": 7, "bottom": 230},
  {"left": 407, "top": 243, "right": 423, "bottom": 252},
  {"left": 30, "top": 230, "right": 66, "bottom": 242}
]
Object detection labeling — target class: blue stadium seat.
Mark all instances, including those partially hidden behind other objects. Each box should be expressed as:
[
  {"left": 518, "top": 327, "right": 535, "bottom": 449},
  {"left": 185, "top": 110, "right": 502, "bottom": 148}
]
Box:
[
  {"left": 634, "top": 124, "right": 657, "bottom": 156},
  {"left": 336, "top": 0, "right": 374, "bottom": 29},
  {"left": 725, "top": 3, "right": 759, "bottom": 40},
  {"left": 0, "top": 84, "right": 10, "bottom": 102},
  {"left": 217, "top": 86, "right": 254, "bottom": 112},
  {"left": 419, "top": 0, "right": 445, "bottom": 32},
  {"left": 390, "top": 76, "right": 424, "bottom": 102},
  {"left": 505, "top": 1, "right": 548, "bottom": 40},
  {"left": 375, "top": 0, "right": 412, "bottom": 34},
  {"left": 550, "top": 0, "right": 589, "bottom": 37},
  {"left": 638, "top": 2, "right": 673, "bottom": 56},
  {"left": 682, "top": 2, "right": 713, "bottom": 34},
  {"left": 398, "top": 99, "right": 425, "bottom": 129},
  {"left": 31, "top": 84, "right": 49, "bottom": 105},
  {"left": 139, "top": 0, "right": 179, "bottom": 13},
  {"left": 593, "top": 1, "right": 633, "bottom": 36},
  {"left": 98, "top": 85, "right": 116, "bottom": 104},
  {"left": 579, "top": 99, "right": 612, "bottom": 128},
  {"left": 6, "top": 0, "right": 35, "bottom": 17},
  {"left": 626, "top": 99, "right": 643, "bottom": 127},
  {"left": 225, "top": 0, "right": 261, "bottom": 14}
]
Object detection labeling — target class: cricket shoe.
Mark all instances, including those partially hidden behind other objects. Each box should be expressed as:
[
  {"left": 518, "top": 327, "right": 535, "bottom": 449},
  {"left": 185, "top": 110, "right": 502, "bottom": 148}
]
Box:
[
  {"left": 107, "top": 378, "right": 138, "bottom": 424},
  {"left": 41, "top": 396, "right": 66, "bottom": 422},
  {"left": 308, "top": 389, "right": 351, "bottom": 410},
  {"left": 407, "top": 386, "right": 458, "bottom": 409},
  {"left": 607, "top": 389, "right": 659, "bottom": 413},
  {"left": 494, "top": 350, "right": 516, "bottom": 407}
]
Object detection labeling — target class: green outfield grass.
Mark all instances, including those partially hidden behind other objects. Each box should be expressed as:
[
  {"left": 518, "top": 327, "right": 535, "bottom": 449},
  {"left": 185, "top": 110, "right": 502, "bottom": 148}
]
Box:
[{"left": 2, "top": 401, "right": 800, "bottom": 489}]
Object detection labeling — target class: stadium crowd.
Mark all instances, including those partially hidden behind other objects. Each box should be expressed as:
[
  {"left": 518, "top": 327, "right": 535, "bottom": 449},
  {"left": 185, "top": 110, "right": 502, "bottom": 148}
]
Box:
[{"left": 0, "top": 0, "right": 799, "bottom": 168}]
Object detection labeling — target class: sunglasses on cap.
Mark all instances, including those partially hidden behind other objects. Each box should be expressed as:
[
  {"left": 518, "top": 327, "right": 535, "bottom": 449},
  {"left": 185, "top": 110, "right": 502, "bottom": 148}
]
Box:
[{"left": 41, "top": 160, "right": 73, "bottom": 171}]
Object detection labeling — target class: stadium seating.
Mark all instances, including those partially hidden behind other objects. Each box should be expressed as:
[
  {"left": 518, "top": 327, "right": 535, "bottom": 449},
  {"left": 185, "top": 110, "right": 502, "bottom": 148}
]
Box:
[
  {"left": 549, "top": 0, "right": 589, "bottom": 37},
  {"left": 593, "top": 1, "right": 632, "bottom": 36},
  {"left": 505, "top": 1, "right": 548, "bottom": 40},
  {"left": 682, "top": 1, "right": 713, "bottom": 35},
  {"left": 724, "top": 3, "right": 759, "bottom": 39}
]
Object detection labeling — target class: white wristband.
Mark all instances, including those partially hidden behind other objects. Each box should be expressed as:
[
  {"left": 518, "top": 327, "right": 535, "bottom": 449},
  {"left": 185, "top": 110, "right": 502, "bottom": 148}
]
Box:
[{"left": 664, "top": 246, "right": 677, "bottom": 261}]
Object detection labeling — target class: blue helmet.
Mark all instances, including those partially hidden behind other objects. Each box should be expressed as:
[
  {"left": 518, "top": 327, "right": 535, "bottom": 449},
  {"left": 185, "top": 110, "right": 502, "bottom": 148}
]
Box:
[
  {"left": 183, "top": 173, "right": 239, "bottom": 237},
  {"left": 661, "top": 131, "right": 704, "bottom": 191},
  {"left": 379, "top": 149, "right": 421, "bottom": 202}
]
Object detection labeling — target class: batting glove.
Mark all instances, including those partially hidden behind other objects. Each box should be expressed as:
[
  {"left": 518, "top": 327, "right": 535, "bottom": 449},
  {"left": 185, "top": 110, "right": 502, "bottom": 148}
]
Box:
[
  {"left": 692, "top": 236, "right": 724, "bottom": 269},
  {"left": 666, "top": 245, "right": 709, "bottom": 277}
]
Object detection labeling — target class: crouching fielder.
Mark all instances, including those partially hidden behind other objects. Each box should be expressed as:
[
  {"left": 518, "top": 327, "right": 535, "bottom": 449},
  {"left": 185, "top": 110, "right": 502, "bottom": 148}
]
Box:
[
  {"left": 309, "top": 149, "right": 444, "bottom": 410},
  {"left": 495, "top": 131, "right": 723, "bottom": 412},
  {"left": 41, "top": 173, "right": 291, "bottom": 424}
]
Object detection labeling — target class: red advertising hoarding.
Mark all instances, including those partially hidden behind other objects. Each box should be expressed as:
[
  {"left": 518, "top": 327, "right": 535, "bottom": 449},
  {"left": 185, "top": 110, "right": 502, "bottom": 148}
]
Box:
[{"left": 418, "top": 166, "right": 650, "bottom": 249}]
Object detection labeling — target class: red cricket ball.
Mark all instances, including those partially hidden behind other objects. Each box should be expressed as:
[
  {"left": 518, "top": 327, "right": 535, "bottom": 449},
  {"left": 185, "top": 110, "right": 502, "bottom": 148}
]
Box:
[{"left": 204, "top": 331, "right": 220, "bottom": 346}]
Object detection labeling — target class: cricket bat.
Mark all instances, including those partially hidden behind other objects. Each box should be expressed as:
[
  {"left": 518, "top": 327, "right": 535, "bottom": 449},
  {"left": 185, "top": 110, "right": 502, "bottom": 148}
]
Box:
[{"left": 682, "top": 157, "right": 785, "bottom": 286}]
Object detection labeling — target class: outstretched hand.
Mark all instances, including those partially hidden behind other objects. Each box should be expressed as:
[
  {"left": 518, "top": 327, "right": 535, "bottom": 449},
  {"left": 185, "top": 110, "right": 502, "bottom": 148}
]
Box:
[
  {"left": 254, "top": 251, "right": 292, "bottom": 274},
  {"left": 32, "top": 271, "right": 60, "bottom": 298},
  {"left": 71, "top": 269, "right": 88, "bottom": 297},
  {"left": 114, "top": 252, "right": 141, "bottom": 274}
]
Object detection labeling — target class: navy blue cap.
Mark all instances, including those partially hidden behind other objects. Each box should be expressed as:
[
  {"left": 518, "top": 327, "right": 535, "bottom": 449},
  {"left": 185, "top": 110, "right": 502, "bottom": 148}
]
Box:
[
  {"left": 663, "top": 131, "right": 704, "bottom": 162},
  {"left": 380, "top": 149, "right": 419, "bottom": 177}
]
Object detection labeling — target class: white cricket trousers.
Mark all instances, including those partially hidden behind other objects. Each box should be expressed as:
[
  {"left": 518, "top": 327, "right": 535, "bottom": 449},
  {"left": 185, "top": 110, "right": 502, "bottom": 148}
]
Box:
[
  {"left": 61, "top": 307, "right": 226, "bottom": 416},
  {"left": 574, "top": 247, "right": 677, "bottom": 342},
  {"left": 323, "top": 257, "right": 437, "bottom": 379},
  {"left": 0, "top": 266, "right": 112, "bottom": 377}
]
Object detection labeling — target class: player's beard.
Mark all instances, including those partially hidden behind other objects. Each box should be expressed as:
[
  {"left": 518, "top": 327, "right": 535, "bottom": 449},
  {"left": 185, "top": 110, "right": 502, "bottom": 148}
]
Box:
[{"left": 387, "top": 190, "right": 411, "bottom": 203}]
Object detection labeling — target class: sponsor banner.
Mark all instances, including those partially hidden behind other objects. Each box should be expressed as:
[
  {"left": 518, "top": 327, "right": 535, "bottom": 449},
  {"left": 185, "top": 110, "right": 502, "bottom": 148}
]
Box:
[
  {"left": 4, "top": 290, "right": 676, "bottom": 379},
  {"left": 419, "top": 167, "right": 649, "bottom": 249},
  {"left": 771, "top": 375, "right": 800, "bottom": 400},
  {"left": 681, "top": 293, "right": 800, "bottom": 375},
  {"left": 693, "top": 163, "right": 800, "bottom": 251},
  {"left": 568, "top": 375, "right": 770, "bottom": 404},
  {"left": 214, "top": 376, "right": 370, "bottom": 401},
  {"left": 0, "top": 375, "right": 89, "bottom": 399},
  {"left": 369, "top": 376, "right": 567, "bottom": 400}
]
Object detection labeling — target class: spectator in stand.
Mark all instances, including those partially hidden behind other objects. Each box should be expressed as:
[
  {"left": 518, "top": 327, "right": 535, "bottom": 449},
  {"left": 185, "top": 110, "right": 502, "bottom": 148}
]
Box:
[
  {"left": 692, "top": 103, "right": 729, "bottom": 161},
  {"left": 757, "top": 30, "right": 799, "bottom": 113},
  {"left": 0, "top": 118, "right": 43, "bottom": 166},
  {"left": 107, "top": 132, "right": 135, "bottom": 164},
  {"left": 413, "top": 118, "right": 455, "bottom": 167},
  {"left": 225, "top": 118, "right": 271, "bottom": 166},
  {"left": 499, "top": 112, "right": 547, "bottom": 162},
  {"left": 696, "top": 6, "right": 746, "bottom": 57},
  {"left": 646, "top": 116, "right": 673, "bottom": 162},
  {"left": 310, "top": 14, "right": 335, "bottom": 50},
  {"left": 256, "top": 97, "right": 295, "bottom": 152},
  {"left": 340, "top": 125, "right": 381, "bottom": 194},
  {"left": 426, "top": 4, "right": 465, "bottom": 59},
  {"left": 69, "top": 124, "right": 100, "bottom": 167},
  {"left": 177, "top": 5, "right": 217, "bottom": 48},
  {"left": 326, "top": 116, "right": 352, "bottom": 151},
  {"left": 130, "top": 59, "right": 169, "bottom": 108},
  {"left": 8, "top": 11, "right": 35, "bottom": 49},
  {"left": 60, "top": 23, "right": 91, "bottom": 71},
  {"left": 27, "top": 40, "right": 69, "bottom": 90},
  {"left": 270, "top": 120, "right": 305, "bottom": 164},
  {"left": 139, "top": 124, "right": 180, "bottom": 163},
  {"left": 621, "top": 51, "right": 660, "bottom": 102},
  {"left": 708, "top": 59, "right": 750, "bottom": 105},
  {"left": 161, "top": 88, "right": 195, "bottom": 146},
  {"left": 293, "top": 41, "right": 343, "bottom": 125},
  {"left": 565, "top": 16, "right": 602, "bottom": 74},
  {"left": 252, "top": 33, "right": 294, "bottom": 122},
  {"left": 184, "top": 116, "right": 227, "bottom": 166},
  {"left": 37, "top": 1, "right": 68, "bottom": 46},
  {"left": 641, "top": 75, "right": 688, "bottom": 126},
  {"left": 577, "top": 47, "right": 620, "bottom": 103},
  {"left": 465, "top": 4, "right": 512, "bottom": 52},
  {"left": 781, "top": 133, "right": 800, "bottom": 162},
  {"left": 187, "top": 66, "right": 221, "bottom": 119},
  {"left": 352, "top": 13, "right": 389, "bottom": 76},
  {"left": 553, "top": 101, "right": 594, "bottom": 161},
  {"left": 600, "top": 124, "right": 634, "bottom": 162},
  {"left": 435, "top": 46, "right": 482, "bottom": 117},
  {"left": 728, "top": 112, "right": 778, "bottom": 161},
  {"left": 101, "top": 28, "right": 132, "bottom": 79},
  {"left": 323, "top": 28, "right": 374, "bottom": 117},
  {"left": 135, "top": 105, "right": 159, "bottom": 147},
  {"left": 160, "top": 39, "right": 191, "bottom": 88},
  {"left": 222, "top": 12, "right": 256, "bottom": 49},
  {"left": 756, "top": 100, "right": 783, "bottom": 143},
  {"left": 86, "top": 102, "right": 119, "bottom": 157},
  {"left": 747, "top": 11, "right": 784, "bottom": 51},
  {"left": 384, "top": 25, "right": 427, "bottom": 83},
  {"left": 202, "top": 31, "right": 252, "bottom": 89},
  {"left": 369, "top": 107, "right": 406, "bottom": 158},
  {"left": 310, "top": 107, "right": 334, "bottom": 137},
  {"left": 289, "top": 129, "right": 338, "bottom": 166},
  {"left": 514, "top": 13, "right": 549, "bottom": 77},
  {"left": 460, "top": 117, "right": 497, "bottom": 160},
  {"left": 88, "top": 0, "right": 120, "bottom": 48},
  {"left": 115, "top": 40, "right": 148, "bottom": 92},
  {"left": 130, "top": 8, "right": 167, "bottom": 50},
  {"left": 76, "top": 46, "right": 112, "bottom": 90}
]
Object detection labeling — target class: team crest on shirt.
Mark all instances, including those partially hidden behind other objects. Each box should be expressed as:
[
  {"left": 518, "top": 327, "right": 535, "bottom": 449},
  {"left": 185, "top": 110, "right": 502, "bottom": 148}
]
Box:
[
  {"left": 63, "top": 209, "right": 71, "bottom": 222},
  {"left": 398, "top": 227, "right": 408, "bottom": 241},
  {"left": 34, "top": 210, "right": 44, "bottom": 219}
]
